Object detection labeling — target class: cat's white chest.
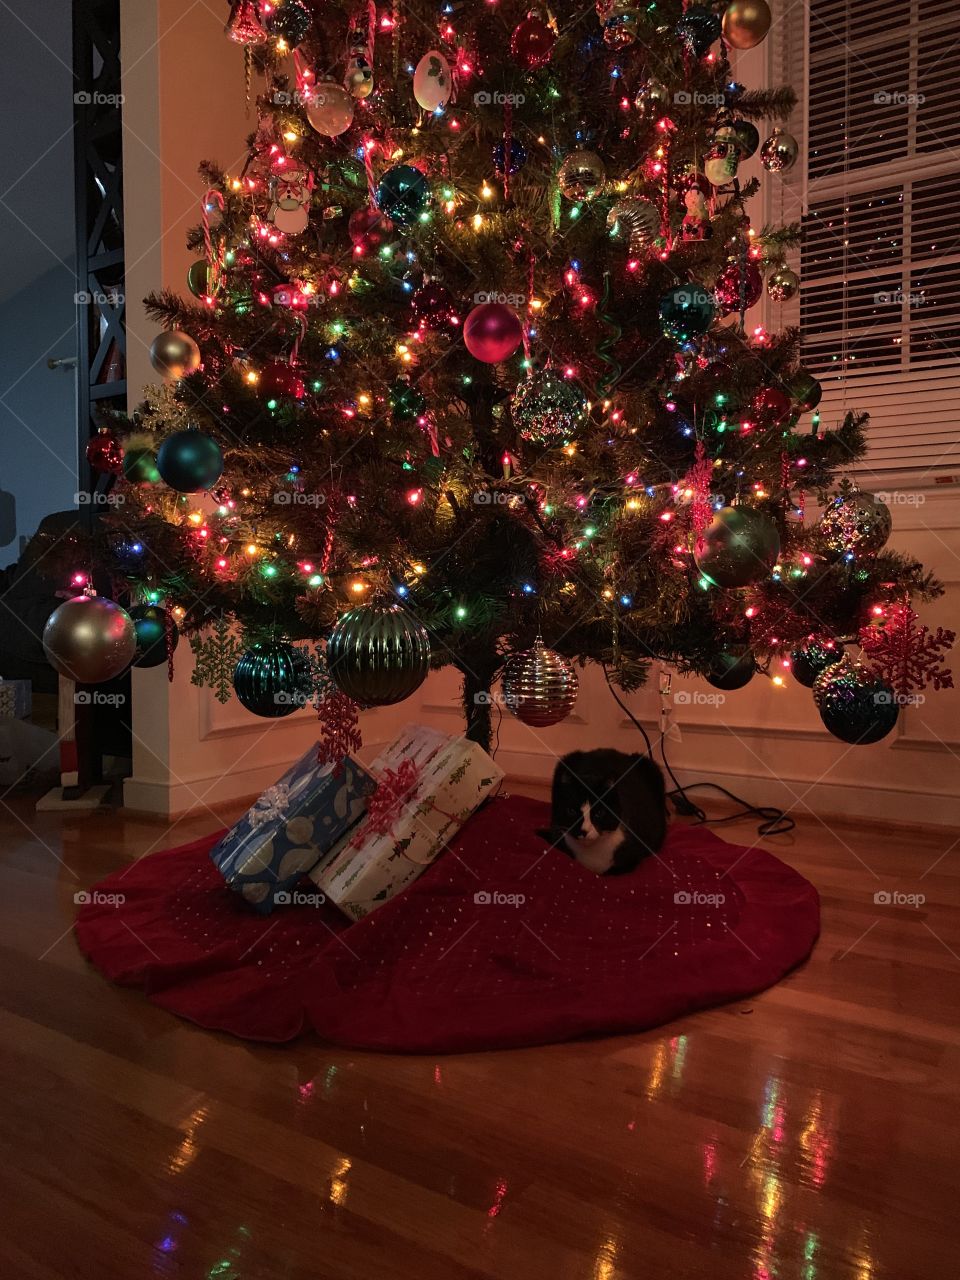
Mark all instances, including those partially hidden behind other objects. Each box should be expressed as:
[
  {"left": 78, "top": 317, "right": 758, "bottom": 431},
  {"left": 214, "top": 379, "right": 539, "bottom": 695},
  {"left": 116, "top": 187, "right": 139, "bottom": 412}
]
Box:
[{"left": 563, "top": 826, "right": 626, "bottom": 874}]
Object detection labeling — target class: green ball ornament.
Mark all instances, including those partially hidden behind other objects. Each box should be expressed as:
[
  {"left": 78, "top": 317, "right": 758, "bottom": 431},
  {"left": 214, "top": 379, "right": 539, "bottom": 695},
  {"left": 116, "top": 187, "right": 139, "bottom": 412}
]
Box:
[
  {"left": 130, "top": 604, "right": 179, "bottom": 670},
  {"left": 43, "top": 594, "right": 137, "bottom": 684},
  {"left": 694, "top": 506, "right": 781, "bottom": 588},
  {"left": 122, "top": 445, "right": 161, "bottom": 486},
  {"left": 233, "top": 642, "right": 312, "bottom": 717},
  {"left": 187, "top": 260, "right": 211, "bottom": 298},
  {"left": 767, "top": 265, "right": 800, "bottom": 303},
  {"left": 786, "top": 368, "right": 822, "bottom": 412},
  {"left": 818, "top": 492, "right": 892, "bottom": 559},
  {"left": 658, "top": 285, "right": 717, "bottom": 342},
  {"left": 705, "top": 650, "right": 756, "bottom": 690},
  {"left": 790, "top": 637, "right": 844, "bottom": 688},
  {"left": 327, "top": 602, "right": 431, "bottom": 706},
  {"left": 157, "top": 428, "right": 224, "bottom": 493},
  {"left": 376, "top": 164, "right": 430, "bottom": 226},
  {"left": 511, "top": 371, "right": 589, "bottom": 446},
  {"left": 813, "top": 656, "right": 900, "bottom": 745}
]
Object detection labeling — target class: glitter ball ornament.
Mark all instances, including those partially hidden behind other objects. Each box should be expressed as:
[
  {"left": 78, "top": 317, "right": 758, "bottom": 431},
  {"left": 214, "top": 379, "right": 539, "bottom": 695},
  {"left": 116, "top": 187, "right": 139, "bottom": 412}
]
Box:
[
  {"left": 818, "top": 492, "right": 892, "bottom": 558},
  {"left": 149, "top": 330, "right": 201, "bottom": 379},
  {"left": 463, "top": 302, "right": 524, "bottom": 363},
  {"left": 264, "top": 0, "right": 312, "bottom": 49},
  {"left": 767, "top": 265, "right": 800, "bottom": 303},
  {"left": 156, "top": 428, "right": 224, "bottom": 493},
  {"left": 786, "top": 368, "right": 822, "bottom": 412},
  {"left": 259, "top": 360, "right": 306, "bottom": 401},
  {"left": 597, "top": 0, "right": 643, "bottom": 48},
  {"left": 715, "top": 261, "right": 763, "bottom": 315},
  {"left": 606, "top": 197, "right": 660, "bottom": 254},
  {"left": 493, "top": 138, "right": 527, "bottom": 177},
  {"left": 327, "top": 602, "right": 431, "bottom": 706},
  {"left": 658, "top": 285, "right": 717, "bottom": 342},
  {"left": 502, "top": 637, "right": 579, "bottom": 726},
  {"left": 411, "top": 281, "right": 458, "bottom": 330},
  {"left": 760, "top": 128, "right": 799, "bottom": 173},
  {"left": 790, "top": 637, "right": 845, "bottom": 688},
  {"left": 86, "top": 427, "right": 124, "bottom": 474},
  {"left": 306, "top": 81, "right": 355, "bottom": 136},
  {"left": 749, "top": 387, "right": 792, "bottom": 428},
  {"left": 233, "top": 641, "right": 312, "bottom": 717},
  {"left": 377, "top": 165, "right": 430, "bottom": 226},
  {"left": 694, "top": 506, "right": 781, "bottom": 588},
  {"left": 389, "top": 379, "right": 427, "bottom": 422},
  {"left": 722, "top": 0, "right": 772, "bottom": 48},
  {"left": 558, "top": 150, "right": 605, "bottom": 201},
  {"left": 122, "top": 446, "right": 161, "bottom": 486},
  {"left": 511, "top": 371, "right": 589, "bottom": 445},
  {"left": 43, "top": 593, "right": 137, "bottom": 684},
  {"left": 813, "top": 656, "right": 900, "bottom": 745},
  {"left": 510, "top": 13, "right": 556, "bottom": 69},
  {"left": 676, "top": 5, "right": 722, "bottom": 56},
  {"left": 705, "top": 650, "right": 755, "bottom": 691},
  {"left": 130, "top": 604, "right": 180, "bottom": 670}
]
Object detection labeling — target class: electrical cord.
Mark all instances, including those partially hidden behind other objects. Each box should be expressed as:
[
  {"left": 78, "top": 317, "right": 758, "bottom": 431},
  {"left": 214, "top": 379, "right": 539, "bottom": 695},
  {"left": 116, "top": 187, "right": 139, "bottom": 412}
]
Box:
[{"left": 602, "top": 664, "right": 795, "bottom": 838}]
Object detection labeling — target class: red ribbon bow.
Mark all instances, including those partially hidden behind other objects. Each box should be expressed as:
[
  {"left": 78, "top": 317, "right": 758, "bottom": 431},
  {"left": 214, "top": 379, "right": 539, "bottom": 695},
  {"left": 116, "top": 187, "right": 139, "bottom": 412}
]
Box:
[{"left": 352, "top": 758, "right": 422, "bottom": 846}]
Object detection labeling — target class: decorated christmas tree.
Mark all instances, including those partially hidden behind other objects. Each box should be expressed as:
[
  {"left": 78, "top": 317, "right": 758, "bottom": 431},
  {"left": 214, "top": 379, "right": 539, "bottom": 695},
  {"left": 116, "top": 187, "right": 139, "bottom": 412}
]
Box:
[{"left": 44, "top": 0, "right": 951, "bottom": 753}]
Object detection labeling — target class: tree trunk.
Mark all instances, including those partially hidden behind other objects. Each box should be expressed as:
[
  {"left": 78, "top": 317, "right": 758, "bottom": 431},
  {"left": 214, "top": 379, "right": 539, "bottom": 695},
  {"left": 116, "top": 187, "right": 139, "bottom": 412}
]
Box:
[{"left": 459, "top": 649, "right": 502, "bottom": 753}]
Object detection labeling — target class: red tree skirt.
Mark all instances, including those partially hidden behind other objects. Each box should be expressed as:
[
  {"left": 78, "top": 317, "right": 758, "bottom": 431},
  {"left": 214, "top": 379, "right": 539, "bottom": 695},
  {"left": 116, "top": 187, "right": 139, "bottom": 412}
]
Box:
[{"left": 75, "top": 795, "right": 819, "bottom": 1052}]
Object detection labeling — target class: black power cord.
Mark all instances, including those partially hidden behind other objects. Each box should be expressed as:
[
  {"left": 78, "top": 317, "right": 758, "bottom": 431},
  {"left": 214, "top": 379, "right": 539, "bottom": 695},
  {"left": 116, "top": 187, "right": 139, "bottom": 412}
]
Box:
[{"left": 601, "top": 664, "right": 795, "bottom": 838}]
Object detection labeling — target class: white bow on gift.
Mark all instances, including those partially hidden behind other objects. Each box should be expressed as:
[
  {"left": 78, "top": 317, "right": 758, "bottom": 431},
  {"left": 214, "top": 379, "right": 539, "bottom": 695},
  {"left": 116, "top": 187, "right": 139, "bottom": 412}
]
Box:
[{"left": 248, "top": 783, "right": 291, "bottom": 829}]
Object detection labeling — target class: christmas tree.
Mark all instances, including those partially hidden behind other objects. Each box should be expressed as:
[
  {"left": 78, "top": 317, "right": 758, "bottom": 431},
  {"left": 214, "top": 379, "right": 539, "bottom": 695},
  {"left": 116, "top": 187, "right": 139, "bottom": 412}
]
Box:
[{"left": 53, "top": 0, "right": 948, "bottom": 751}]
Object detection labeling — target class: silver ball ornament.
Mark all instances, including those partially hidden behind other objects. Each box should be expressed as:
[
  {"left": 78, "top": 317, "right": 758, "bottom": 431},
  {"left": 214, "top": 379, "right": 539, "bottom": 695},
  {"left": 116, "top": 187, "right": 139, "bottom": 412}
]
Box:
[
  {"left": 149, "top": 330, "right": 201, "bottom": 380},
  {"left": 502, "top": 638, "right": 579, "bottom": 727},
  {"left": 43, "top": 594, "right": 137, "bottom": 684},
  {"left": 558, "top": 150, "right": 605, "bottom": 202},
  {"left": 818, "top": 492, "right": 892, "bottom": 558},
  {"left": 606, "top": 197, "right": 660, "bottom": 255},
  {"left": 760, "top": 128, "right": 799, "bottom": 174}
]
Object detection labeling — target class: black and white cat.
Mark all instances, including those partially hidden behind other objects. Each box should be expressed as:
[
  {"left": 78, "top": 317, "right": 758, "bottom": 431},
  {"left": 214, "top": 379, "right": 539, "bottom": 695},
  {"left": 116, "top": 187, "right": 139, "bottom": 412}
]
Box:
[{"left": 540, "top": 749, "right": 668, "bottom": 875}]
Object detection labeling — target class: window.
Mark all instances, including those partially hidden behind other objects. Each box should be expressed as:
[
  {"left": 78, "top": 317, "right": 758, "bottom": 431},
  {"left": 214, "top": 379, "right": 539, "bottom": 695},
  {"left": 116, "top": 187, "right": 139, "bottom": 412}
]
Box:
[{"left": 797, "top": 0, "right": 960, "bottom": 483}]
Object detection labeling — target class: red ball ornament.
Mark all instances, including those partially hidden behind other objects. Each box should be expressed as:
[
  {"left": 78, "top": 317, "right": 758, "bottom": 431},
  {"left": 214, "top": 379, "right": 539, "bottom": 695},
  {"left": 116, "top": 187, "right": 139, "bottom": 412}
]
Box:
[
  {"left": 259, "top": 360, "right": 306, "bottom": 401},
  {"left": 715, "top": 260, "right": 763, "bottom": 315},
  {"left": 86, "top": 427, "right": 124, "bottom": 474},
  {"left": 510, "top": 14, "right": 556, "bottom": 69},
  {"left": 463, "top": 302, "right": 524, "bottom": 363},
  {"left": 749, "top": 387, "right": 792, "bottom": 428},
  {"left": 348, "top": 207, "right": 393, "bottom": 254},
  {"left": 411, "top": 281, "right": 458, "bottom": 331}
]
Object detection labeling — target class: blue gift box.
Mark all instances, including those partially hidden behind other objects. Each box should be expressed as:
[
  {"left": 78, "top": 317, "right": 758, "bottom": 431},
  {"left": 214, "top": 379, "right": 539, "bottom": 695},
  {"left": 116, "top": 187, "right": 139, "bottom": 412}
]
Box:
[
  {"left": 0, "top": 679, "right": 31, "bottom": 719},
  {"left": 210, "top": 746, "right": 374, "bottom": 914}
]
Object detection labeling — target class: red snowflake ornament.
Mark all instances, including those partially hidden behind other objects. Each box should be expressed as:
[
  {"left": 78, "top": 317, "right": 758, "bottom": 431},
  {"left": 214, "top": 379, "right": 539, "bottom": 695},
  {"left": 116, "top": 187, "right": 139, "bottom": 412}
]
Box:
[
  {"left": 316, "top": 689, "right": 362, "bottom": 773},
  {"left": 859, "top": 605, "right": 955, "bottom": 697},
  {"left": 682, "top": 439, "right": 714, "bottom": 553}
]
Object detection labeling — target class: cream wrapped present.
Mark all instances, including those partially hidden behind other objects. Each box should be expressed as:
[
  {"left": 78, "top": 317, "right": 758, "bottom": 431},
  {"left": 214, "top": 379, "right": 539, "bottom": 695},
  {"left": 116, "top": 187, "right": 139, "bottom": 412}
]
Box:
[{"left": 312, "top": 732, "right": 504, "bottom": 920}]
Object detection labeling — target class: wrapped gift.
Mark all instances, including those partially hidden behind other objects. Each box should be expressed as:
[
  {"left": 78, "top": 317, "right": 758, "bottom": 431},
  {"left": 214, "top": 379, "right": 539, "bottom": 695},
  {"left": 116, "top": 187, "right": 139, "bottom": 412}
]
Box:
[
  {"left": 312, "top": 732, "right": 504, "bottom": 920},
  {"left": 210, "top": 745, "right": 374, "bottom": 914},
  {"left": 0, "top": 679, "right": 31, "bottom": 719}
]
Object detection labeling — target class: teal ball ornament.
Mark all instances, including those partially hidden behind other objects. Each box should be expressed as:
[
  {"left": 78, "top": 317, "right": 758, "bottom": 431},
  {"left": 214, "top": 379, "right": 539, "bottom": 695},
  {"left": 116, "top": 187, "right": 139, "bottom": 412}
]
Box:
[
  {"left": 327, "top": 602, "right": 431, "bottom": 705},
  {"left": 659, "top": 285, "right": 717, "bottom": 341},
  {"left": 511, "top": 371, "right": 589, "bottom": 446},
  {"left": 694, "top": 506, "right": 781, "bottom": 588},
  {"left": 376, "top": 164, "right": 430, "bottom": 226},
  {"left": 813, "top": 657, "right": 900, "bottom": 745},
  {"left": 157, "top": 429, "right": 224, "bottom": 492},
  {"left": 790, "top": 637, "right": 844, "bottom": 688},
  {"left": 233, "top": 642, "right": 312, "bottom": 717},
  {"left": 130, "top": 604, "right": 179, "bottom": 669},
  {"left": 705, "top": 650, "right": 755, "bottom": 690}
]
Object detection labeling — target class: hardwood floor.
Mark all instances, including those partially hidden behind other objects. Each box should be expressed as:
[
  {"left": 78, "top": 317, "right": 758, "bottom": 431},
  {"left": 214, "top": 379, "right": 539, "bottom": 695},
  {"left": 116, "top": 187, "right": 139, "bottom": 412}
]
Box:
[{"left": 2, "top": 786, "right": 958, "bottom": 1280}]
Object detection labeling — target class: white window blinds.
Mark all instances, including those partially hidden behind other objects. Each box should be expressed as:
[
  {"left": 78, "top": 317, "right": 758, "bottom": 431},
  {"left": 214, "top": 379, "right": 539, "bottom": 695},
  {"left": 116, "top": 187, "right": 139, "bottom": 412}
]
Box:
[{"left": 799, "top": 0, "right": 960, "bottom": 485}]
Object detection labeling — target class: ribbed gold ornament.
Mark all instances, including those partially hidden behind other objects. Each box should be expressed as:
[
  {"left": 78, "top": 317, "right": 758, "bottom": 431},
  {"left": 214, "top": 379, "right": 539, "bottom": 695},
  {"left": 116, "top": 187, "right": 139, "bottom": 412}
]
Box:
[
  {"left": 502, "top": 637, "right": 579, "bottom": 727},
  {"left": 327, "top": 601, "right": 430, "bottom": 706}
]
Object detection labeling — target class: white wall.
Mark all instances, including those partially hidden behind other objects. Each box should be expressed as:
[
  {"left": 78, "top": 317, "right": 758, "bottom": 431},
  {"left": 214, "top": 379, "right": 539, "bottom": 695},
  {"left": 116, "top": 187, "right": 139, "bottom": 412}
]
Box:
[{"left": 120, "top": 3, "right": 960, "bottom": 825}]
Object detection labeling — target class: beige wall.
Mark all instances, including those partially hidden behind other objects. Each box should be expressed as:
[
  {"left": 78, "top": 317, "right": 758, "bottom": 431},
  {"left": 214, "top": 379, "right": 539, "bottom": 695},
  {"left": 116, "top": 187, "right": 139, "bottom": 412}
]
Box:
[{"left": 120, "top": 3, "right": 960, "bottom": 825}]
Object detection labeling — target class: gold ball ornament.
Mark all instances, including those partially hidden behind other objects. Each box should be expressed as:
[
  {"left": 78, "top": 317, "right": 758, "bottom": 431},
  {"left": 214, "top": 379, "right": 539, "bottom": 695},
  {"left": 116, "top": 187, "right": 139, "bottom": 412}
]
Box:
[
  {"left": 558, "top": 150, "right": 605, "bottom": 202},
  {"left": 721, "top": 0, "right": 772, "bottom": 49},
  {"left": 149, "top": 330, "right": 201, "bottom": 380},
  {"left": 767, "top": 265, "right": 800, "bottom": 302},
  {"left": 502, "top": 638, "right": 579, "bottom": 727},
  {"left": 760, "top": 128, "right": 799, "bottom": 173},
  {"left": 43, "top": 594, "right": 137, "bottom": 684}
]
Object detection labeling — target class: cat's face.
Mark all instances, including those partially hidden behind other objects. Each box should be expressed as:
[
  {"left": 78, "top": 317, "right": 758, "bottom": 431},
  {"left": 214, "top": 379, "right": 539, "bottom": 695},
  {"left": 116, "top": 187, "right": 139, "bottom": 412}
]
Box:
[{"left": 554, "top": 765, "right": 623, "bottom": 841}]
